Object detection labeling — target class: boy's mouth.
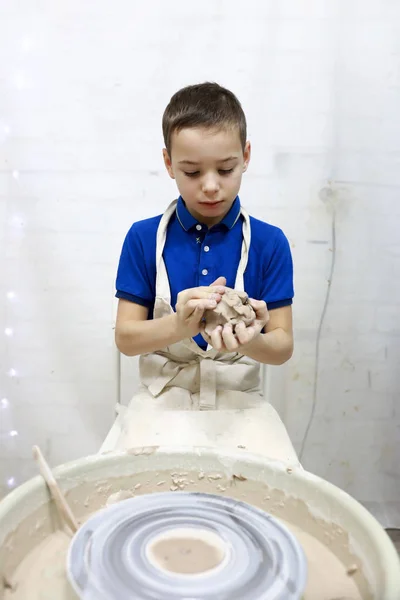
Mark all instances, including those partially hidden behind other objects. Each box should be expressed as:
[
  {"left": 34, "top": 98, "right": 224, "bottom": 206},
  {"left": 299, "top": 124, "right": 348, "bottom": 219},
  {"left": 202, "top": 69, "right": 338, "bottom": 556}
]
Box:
[{"left": 200, "top": 201, "right": 222, "bottom": 207}]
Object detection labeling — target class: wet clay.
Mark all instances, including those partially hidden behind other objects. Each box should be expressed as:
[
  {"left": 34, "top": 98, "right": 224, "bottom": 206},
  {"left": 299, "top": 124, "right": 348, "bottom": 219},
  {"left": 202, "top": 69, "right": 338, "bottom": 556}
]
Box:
[
  {"left": 4, "top": 485, "right": 363, "bottom": 600},
  {"left": 146, "top": 528, "right": 226, "bottom": 574},
  {"left": 203, "top": 288, "right": 255, "bottom": 336},
  {"left": 4, "top": 529, "right": 77, "bottom": 600}
]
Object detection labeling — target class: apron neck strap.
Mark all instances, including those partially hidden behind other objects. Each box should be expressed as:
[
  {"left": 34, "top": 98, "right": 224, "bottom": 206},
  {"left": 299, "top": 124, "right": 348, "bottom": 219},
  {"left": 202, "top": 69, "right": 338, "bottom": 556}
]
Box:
[
  {"left": 234, "top": 206, "right": 251, "bottom": 292},
  {"left": 155, "top": 200, "right": 178, "bottom": 301}
]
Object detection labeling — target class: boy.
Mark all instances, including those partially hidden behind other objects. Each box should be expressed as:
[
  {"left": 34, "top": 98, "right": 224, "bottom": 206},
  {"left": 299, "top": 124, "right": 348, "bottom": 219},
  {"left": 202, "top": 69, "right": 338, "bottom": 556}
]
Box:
[{"left": 104, "top": 82, "right": 296, "bottom": 461}]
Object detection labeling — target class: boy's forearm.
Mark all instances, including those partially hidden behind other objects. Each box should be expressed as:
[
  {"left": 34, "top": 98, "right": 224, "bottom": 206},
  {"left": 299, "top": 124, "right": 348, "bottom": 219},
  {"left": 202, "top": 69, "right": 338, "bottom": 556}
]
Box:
[
  {"left": 240, "top": 328, "right": 293, "bottom": 365},
  {"left": 115, "top": 314, "right": 183, "bottom": 356}
]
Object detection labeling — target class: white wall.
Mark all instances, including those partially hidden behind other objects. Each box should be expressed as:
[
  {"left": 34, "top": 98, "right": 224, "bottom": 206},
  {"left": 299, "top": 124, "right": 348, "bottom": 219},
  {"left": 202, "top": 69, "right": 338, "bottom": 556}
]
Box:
[{"left": 1, "top": 0, "right": 399, "bottom": 507}]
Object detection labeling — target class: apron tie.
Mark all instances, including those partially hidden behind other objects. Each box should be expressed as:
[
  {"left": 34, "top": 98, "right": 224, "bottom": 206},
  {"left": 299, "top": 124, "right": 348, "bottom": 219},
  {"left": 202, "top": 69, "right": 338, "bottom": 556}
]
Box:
[
  {"left": 199, "top": 358, "right": 217, "bottom": 410},
  {"left": 148, "top": 358, "right": 199, "bottom": 397},
  {"left": 147, "top": 356, "right": 217, "bottom": 410}
]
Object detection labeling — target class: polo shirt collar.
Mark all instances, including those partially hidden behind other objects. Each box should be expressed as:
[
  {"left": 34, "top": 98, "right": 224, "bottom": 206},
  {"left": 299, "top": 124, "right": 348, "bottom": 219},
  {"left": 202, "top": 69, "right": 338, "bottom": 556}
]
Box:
[{"left": 176, "top": 196, "right": 241, "bottom": 231}]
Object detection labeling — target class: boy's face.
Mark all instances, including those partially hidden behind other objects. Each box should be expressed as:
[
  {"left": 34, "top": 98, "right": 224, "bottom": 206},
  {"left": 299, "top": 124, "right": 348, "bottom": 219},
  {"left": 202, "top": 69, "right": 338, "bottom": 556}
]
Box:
[{"left": 163, "top": 127, "right": 251, "bottom": 226}]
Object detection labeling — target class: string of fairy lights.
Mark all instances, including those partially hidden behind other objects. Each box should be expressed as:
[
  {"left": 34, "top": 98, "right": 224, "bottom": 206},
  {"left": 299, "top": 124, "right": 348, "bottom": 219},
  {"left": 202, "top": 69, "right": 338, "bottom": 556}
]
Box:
[
  {"left": 2, "top": 189, "right": 20, "bottom": 490},
  {"left": 1, "top": 38, "right": 33, "bottom": 492}
]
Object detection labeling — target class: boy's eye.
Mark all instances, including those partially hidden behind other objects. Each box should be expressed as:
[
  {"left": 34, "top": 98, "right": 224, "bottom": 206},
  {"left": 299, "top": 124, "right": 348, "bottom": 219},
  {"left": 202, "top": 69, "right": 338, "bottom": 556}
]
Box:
[{"left": 183, "top": 168, "right": 234, "bottom": 178}]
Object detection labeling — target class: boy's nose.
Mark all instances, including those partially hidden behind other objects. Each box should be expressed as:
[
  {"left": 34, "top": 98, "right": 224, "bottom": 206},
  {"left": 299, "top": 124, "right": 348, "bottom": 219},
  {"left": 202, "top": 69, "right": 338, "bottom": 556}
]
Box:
[{"left": 202, "top": 176, "right": 220, "bottom": 194}]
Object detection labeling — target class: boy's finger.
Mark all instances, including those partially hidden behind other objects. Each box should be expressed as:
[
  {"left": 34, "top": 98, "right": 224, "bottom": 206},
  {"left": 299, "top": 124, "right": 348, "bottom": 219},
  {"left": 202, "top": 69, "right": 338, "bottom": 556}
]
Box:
[
  {"left": 249, "top": 299, "right": 268, "bottom": 314},
  {"left": 234, "top": 322, "right": 247, "bottom": 341},
  {"left": 210, "top": 326, "right": 223, "bottom": 351},
  {"left": 221, "top": 324, "right": 238, "bottom": 351},
  {"left": 183, "top": 298, "right": 216, "bottom": 319},
  {"left": 193, "top": 304, "right": 206, "bottom": 318},
  {"left": 236, "top": 325, "right": 253, "bottom": 346},
  {"left": 180, "top": 288, "right": 224, "bottom": 303},
  {"left": 208, "top": 285, "right": 226, "bottom": 295}
]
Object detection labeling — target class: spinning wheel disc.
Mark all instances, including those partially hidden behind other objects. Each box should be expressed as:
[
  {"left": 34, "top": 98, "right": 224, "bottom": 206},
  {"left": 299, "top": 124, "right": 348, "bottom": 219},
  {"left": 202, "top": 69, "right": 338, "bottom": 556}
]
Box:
[{"left": 67, "top": 491, "right": 307, "bottom": 599}]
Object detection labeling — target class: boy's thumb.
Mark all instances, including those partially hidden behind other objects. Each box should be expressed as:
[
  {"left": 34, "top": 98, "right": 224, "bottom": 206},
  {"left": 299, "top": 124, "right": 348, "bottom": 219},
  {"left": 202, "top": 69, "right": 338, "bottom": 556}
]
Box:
[{"left": 211, "top": 276, "right": 227, "bottom": 287}]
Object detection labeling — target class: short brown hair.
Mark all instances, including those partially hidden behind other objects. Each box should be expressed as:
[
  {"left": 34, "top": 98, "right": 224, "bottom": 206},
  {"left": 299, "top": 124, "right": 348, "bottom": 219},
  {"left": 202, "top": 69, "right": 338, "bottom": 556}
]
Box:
[{"left": 162, "top": 82, "right": 247, "bottom": 155}]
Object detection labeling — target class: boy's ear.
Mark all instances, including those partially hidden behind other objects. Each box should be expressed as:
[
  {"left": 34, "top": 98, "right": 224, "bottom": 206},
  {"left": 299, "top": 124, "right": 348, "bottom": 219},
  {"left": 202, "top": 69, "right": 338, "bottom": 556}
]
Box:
[
  {"left": 243, "top": 141, "right": 251, "bottom": 172},
  {"left": 163, "top": 149, "right": 175, "bottom": 179}
]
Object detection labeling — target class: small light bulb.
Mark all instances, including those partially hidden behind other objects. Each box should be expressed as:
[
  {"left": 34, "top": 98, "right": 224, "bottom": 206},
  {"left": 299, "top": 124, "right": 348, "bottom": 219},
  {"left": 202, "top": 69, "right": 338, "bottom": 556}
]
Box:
[
  {"left": 6, "top": 477, "right": 16, "bottom": 488},
  {"left": 4, "top": 125, "right": 11, "bottom": 135},
  {"left": 6, "top": 291, "right": 16, "bottom": 300},
  {"left": 10, "top": 215, "right": 25, "bottom": 228},
  {"left": 0, "top": 398, "right": 9, "bottom": 408},
  {"left": 8, "top": 368, "right": 17, "bottom": 377},
  {"left": 12, "top": 170, "right": 19, "bottom": 180},
  {"left": 9, "top": 430, "right": 18, "bottom": 437},
  {"left": 5, "top": 327, "right": 13, "bottom": 337}
]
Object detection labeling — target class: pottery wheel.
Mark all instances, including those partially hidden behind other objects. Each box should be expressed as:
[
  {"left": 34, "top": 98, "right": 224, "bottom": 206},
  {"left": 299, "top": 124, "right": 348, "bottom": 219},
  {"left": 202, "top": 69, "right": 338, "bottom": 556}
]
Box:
[{"left": 67, "top": 491, "right": 307, "bottom": 599}]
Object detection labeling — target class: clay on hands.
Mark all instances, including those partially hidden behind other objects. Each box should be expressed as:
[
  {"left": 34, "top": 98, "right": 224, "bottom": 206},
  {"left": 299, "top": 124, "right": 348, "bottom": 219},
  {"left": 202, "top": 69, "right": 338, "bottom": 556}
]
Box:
[{"left": 203, "top": 288, "right": 256, "bottom": 337}]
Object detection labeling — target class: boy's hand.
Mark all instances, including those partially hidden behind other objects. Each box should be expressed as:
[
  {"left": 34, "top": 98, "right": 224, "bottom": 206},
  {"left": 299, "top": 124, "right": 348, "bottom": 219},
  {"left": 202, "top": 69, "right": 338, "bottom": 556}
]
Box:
[
  {"left": 175, "top": 277, "right": 227, "bottom": 340},
  {"left": 201, "top": 298, "right": 269, "bottom": 352}
]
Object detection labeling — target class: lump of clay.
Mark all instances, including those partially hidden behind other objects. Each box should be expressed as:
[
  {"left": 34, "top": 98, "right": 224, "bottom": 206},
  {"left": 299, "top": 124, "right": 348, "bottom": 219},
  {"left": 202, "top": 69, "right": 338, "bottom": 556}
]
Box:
[
  {"left": 203, "top": 288, "right": 256, "bottom": 337},
  {"left": 106, "top": 490, "right": 133, "bottom": 507}
]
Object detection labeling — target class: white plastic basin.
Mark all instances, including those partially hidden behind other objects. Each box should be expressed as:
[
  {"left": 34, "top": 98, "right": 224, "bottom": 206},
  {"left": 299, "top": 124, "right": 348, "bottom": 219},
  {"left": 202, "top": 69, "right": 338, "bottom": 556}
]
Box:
[{"left": 0, "top": 447, "right": 399, "bottom": 599}]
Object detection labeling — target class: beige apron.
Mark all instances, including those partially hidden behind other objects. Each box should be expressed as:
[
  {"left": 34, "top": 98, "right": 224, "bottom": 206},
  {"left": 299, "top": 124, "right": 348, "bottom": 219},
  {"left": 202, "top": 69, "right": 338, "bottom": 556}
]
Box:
[{"left": 101, "top": 200, "right": 299, "bottom": 466}]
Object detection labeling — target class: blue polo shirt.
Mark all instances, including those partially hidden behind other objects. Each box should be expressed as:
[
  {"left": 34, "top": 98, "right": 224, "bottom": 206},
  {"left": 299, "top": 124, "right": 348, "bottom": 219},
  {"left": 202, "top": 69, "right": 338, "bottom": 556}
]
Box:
[{"left": 116, "top": 196, "right": 294, "bottom": 349}]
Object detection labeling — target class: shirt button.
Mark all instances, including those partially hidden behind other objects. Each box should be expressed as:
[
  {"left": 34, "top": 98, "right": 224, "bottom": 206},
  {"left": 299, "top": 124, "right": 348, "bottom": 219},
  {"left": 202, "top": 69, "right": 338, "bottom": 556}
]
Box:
[
  {"left": 196, "top": 224, "right": 202, "bottom": 231},
  {"left": 202, "top": 269, "right": 208, "bottom": 276},
  {"left": 204, "top": 246, "right": 210, "bottom": 252}
]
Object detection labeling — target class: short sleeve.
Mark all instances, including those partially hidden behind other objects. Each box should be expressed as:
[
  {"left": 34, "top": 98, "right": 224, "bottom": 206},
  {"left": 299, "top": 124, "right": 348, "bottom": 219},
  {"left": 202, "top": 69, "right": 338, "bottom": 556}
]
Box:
[
  {"left": 115, "top": 225, "right": 154, "bottom": 308},
  {"left": 260, "top": 228, "right": 294, "bottom": 310}
]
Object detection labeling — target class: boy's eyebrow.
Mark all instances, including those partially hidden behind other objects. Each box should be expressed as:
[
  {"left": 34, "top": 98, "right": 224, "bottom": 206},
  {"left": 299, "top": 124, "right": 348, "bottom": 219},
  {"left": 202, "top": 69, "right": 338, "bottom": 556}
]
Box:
[{"left": 178, "top": 156, "right": 239, "bottom": 165}]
